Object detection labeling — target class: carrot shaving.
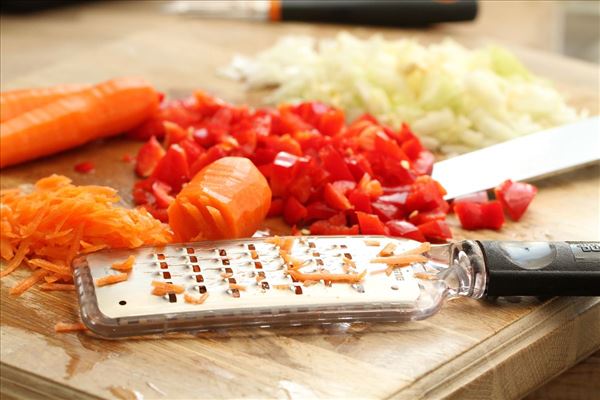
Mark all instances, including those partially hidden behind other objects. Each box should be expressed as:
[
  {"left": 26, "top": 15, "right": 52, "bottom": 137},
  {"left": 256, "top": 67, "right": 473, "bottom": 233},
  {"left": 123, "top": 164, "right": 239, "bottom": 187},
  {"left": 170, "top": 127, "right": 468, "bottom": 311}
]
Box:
[
  {"left": 302, "top": 280, "right": 319, "bottom": 287},
  {"left": 281, "top": 237, "right": 295, "bottom": 253},
  {"left": 184, "top": 292, "right": 209, "bottom": 304},
  {"left": 364, "top": 239, "right": 380, "bottom": 246},
  {"left": 151, "top": 280, "right": 184, "bottom": 296},
  {"left": 414, "top": 272, "right": 439, "bottom": 280},
  {"left": 273, "top": 284, "right": 290, "bottom": 290},
  {"left": 220, "top": 272, "right": 233, "bottom": 278},
  {"left": 403, "top": 242, "right": 431, "bottom": 255},
  {"left": 39, "top": 283, "right": 76, "bottom": 291},
  {"left": 229, "top": 283, "right": 246, "bottom": 291},
  {"left": 54, "top": 322, "right": 88, "bottom": 333},
  {"left": 288, "top": 269, "right": 366, "bottom": 284},
  {"left": 378, "top": 242, "right": 397, "bottom": 257},
  {"left": 370, "top": 255, "right": 428, "bottom": 265},
  {"left": 255, "top": 274, "right": 266, "bottom": 282},
  {"left": 96, "top": 273, "right": 129, "bottom": 287},
  {"left": 0, "top": 175, "right": 172, "bottom": 294},
  {"left": 9, "top": 269, "right": 49, "bottom": 295},
  {"left": 111, "top": 255, "right": 135, "bottom": 272}
]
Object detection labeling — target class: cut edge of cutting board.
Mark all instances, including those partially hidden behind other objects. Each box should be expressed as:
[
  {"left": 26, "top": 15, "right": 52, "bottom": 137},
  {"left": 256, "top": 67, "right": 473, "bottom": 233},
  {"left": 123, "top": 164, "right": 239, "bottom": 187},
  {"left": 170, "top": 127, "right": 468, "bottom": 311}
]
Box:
[{"left": 388, "top": 297, "right": 600, "bottom": 400}]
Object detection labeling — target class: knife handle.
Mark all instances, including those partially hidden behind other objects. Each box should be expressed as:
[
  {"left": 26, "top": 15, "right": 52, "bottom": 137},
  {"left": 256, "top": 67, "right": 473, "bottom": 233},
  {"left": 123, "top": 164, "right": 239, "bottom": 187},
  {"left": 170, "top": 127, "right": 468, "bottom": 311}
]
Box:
[
  {"left": 477, "top": 241, "right": 600, "bottom": 296},
  {"left": 276, "top": 0, "right": 478, "bottom": 26}
]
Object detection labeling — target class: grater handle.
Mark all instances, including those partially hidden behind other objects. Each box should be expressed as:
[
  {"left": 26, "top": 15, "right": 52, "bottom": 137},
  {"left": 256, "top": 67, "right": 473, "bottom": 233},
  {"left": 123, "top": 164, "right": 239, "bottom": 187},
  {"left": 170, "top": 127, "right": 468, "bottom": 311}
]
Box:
[{"left": 477, "top": 241, "right": 600, "bottom": 296}]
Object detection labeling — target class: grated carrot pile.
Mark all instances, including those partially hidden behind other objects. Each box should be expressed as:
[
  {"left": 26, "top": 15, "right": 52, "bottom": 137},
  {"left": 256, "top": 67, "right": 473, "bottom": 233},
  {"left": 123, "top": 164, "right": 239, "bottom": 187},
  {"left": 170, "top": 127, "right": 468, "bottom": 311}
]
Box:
[{"left": 0, "top": 175, "right": 172, "bottom": 295}]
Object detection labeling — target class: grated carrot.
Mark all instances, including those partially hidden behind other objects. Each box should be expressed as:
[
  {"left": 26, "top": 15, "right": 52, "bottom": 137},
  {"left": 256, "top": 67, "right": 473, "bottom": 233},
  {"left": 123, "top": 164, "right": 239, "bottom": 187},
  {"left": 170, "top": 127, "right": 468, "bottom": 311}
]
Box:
[
  {"left": 364, "top": 239, "right": 380, "bottom": 246},
  {"left": 9, "top": 269, "right": 49, "bottom": 295},
  {"left": 151, "top": 280, "right": 184, "bottom": 296},
  {"left": 229, "top": 283, "right": 246, "bottom": 291},
  {"left": 404, "top": 242, "right": 431, "bottom": 255},
  {"left": 96, "top": 273, "right": 129, "bottom": 287},
  {"left": 54, "top": 321, "right": 88, "bottom": 333},
  {"left": 414, "top": 272, "right": 438, "bottom": 280},
  {"left": 370, "top": 255, "right": 428, "bottom": 265},
  {"left": 184, "top": 292, "right": 209, "bottom": 304},
  {"left": 288, "top": 269, "right": 366, "bottom": 284},
  {"left": 377, "top": 242, "right": 397, "bottom": 257},
  {"left": 111, "top": 255, "right": 135, "bottom": 272},
  {"left": 220, "top": 272, "right": 234, "bottom": 278},
  {"left": 0, "top": 175, "right": 172, "bottom": 294},
  {"left": 39, "top": 283, "right": 76, "bottom": 291},
  {"left": 302, "top": 280, "right": 319, "bottom": 287}
]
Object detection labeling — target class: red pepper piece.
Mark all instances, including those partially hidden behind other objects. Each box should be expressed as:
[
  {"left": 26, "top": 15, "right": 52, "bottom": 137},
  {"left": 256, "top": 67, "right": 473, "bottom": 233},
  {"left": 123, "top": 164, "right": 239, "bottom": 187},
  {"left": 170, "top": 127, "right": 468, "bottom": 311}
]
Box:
[
  {"left": 267, "top": 198, "right": 284, "bottom": 217},
  {"left": 412, "top": 150, "right": 435, "bottom": 176},
  {"left": 178, "top": 138, "right": 204, "bottom": 167},
  {"left": 371, "top": 201, "right": 399, "bottom": 222},
  {"left": 150, "top": 144, "right": 190, "bottom": 193},
  {"left": 356, "top": 212, "right": 388, "bottom": 235},
  {"left": 189, "top": 145, "right": 228, "bottom": 176},
  {"left": 74, "top": 161, "right": 95, "bottom": 174},
  {"left": 454, "top": 200, "right": 505, "bottom": 230},
  {"left": 348, "top": 190, "right": 372, "bottom": 213},
  {"left": 270, "top": 152, "right": 304, "bottom": 197},
  {"left": 408, "top": 210, "right": 447, "bottom": 226},
  {"left": 494, "top": 180, "right": 538, "bottom": 221},
  {"left": 151, "top": 181, "right": 175, "bottom": 208},
  {"left": 305, "top": 201, "right": 338, "bottom": 221},
  {"left": 310, "top": 219, "right": 359, "bottom": 235},
  {"left": 418, "top": 220, "right": 452, "bottom": 243},
  {"left": 283, "top": 196, "right": 308, "bottom": 225},
  {"left": 453, "top": 191, "right": 489, "bottom": 205},
  {"left": 332, "top": 180, "right": 357, "bottom": 196},
  {"left": 385, "top": 220, "right": 426, "bottom": 242},
  {"left": 135, "top": 136, "right": 166, "bottom": 178},
  {"left": 163, "top": 121, "right": 189, "bottom": 148},
  {"left": 319, "top": 145, "right": 354, "bottom": 181},
  {"left": 323, "top": 183, "right": 352, "bottom": 211}
]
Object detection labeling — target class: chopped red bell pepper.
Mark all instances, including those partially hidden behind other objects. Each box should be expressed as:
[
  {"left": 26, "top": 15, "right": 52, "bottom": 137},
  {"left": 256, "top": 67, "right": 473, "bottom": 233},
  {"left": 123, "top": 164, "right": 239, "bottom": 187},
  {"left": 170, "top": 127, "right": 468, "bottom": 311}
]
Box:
[
  {"left": 267, "top": 198, "right": 284, "bottom": 217},
  {"left": 418, "top": 220, "right": 452, "bottom": 243},
  {"left": 356, "top": 212, "right": 388, "bottom": 235},
  {"left": 283, "top": 196, "right": 308, "bottom": 226},
  {"left": 323, "top": 183, "right": 352, "bottom": 211},
  {"left": 453, "top": 191, "right": 489, "bottom": 205},
  {"left": 408, "top": 210, "right": 447, "bottom": 226},
  {"left": 371, "top": 201, "right": 399, "bottom": 222},
  {"left": 151, "top": 181, "right": 175, "bottom": 208},
  {"left": 319, "top": 145, "right": 354, "bottom": 181},
  {"left": 135, "top": 136, "right": 166, "bottom": 178},
  {"left": 163, "top": 121, "right": 189, "bottom": 148},
  {"left": 494, "top": 180, "right": 538, "bottom": 221},
  {"left": 348, "top": 190, "right": 372, "bottom": 213},
  {"left": 385, "top": 220, "right": 426, "bottom": 242},
  {"left": 454, "top": 200, "right": 505, "bottom": 230},
  {"left": 305, "top": 201, "right": 338, "bottom": 221},
  {"left": 74, "top": 161, "right": 95, "bottom": 174},
  {"left": 150, "top": 144, "right": 190, "bottom": 192}
]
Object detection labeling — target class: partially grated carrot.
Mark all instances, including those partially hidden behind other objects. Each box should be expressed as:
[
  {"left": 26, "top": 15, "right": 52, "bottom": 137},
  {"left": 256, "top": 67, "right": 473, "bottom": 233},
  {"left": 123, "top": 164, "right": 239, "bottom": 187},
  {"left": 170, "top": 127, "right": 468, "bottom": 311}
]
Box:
[
  {"left": 151, "top": 280, "right": 184, "bottom": 296},
  {"left": 54, "top": 321, "right": 88, "bottom": 333},
  {"left": 39, "top": 282, "right": 76, "bottom": 291},
  {"left": 377, "top": 242, "right": 397, "bottom": 257},
  {"left": 96, "top": 273, "right": 129, "bottom": 287},
  {"left": 111, "top": 255, "right": 135, "bottom": 272},
  {"left": 288, "top": 269, "right": 366, "bottom": 284},
  {"left": 184, "top": 292, "right": 209, "bottom": 304},
  {"left": 0, "top": 175, "right": 172, "bottom": 294}
]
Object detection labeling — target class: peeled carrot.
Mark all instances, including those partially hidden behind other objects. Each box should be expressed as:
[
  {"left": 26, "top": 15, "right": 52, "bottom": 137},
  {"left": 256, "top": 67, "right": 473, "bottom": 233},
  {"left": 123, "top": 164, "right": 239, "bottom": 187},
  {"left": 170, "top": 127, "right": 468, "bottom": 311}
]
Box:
[
  {"left": 0, "top": 83, "right": 91, "bottom": 123},
  {"left": 168, "top": 157, "right": 271, "bottom": 241},
  {"left": 0, "top": 77, "right": 159, "bottom": 168}
]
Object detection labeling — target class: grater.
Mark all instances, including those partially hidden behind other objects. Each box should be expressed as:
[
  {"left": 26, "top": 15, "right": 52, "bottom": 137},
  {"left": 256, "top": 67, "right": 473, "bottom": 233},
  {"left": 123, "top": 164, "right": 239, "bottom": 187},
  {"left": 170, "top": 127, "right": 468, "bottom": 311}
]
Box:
[{"left": 73, "top": 236, "right": 600, "bottom": 338}]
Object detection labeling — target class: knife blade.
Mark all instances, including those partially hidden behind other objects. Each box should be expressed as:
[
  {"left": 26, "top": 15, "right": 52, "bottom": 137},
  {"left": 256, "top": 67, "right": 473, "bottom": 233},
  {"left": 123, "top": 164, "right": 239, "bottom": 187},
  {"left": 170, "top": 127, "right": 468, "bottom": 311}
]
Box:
[{"left": 431, "top": 117, "right": 600, "bottom": 199}]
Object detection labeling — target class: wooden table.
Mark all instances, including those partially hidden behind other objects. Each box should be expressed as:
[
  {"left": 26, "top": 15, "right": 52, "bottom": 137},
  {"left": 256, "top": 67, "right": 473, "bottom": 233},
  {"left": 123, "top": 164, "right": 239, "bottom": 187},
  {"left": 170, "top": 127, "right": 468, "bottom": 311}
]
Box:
[{"left": 1, "top": 2, "right": 599, "bottom": 399}]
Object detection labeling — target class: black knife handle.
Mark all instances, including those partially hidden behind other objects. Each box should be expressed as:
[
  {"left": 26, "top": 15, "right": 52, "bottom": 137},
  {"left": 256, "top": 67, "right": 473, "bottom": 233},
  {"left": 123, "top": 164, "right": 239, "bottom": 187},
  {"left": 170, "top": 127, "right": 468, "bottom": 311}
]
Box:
[
  {"left": 477, "top": 241, "right": 600, "bottom": 296},
  {"left": 280, "top": 0, "right": 478, "bottom": 27}
]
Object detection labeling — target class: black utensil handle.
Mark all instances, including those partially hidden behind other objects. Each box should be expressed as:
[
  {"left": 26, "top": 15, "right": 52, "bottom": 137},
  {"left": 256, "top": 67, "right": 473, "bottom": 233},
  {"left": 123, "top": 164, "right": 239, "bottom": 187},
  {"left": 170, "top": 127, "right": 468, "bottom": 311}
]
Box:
[
  {"left": 280, "top": 0, "right": 478, "bottom": 27},
  {"left": 477, "top": 241, "right": 600, "bottom": 296}
]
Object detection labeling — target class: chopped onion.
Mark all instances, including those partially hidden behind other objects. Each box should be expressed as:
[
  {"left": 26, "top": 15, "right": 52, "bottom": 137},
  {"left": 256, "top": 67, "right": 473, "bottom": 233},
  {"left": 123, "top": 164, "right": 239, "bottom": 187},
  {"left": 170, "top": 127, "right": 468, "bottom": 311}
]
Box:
[{"left": 220, "top": 33, "right": 585, "bottom": 152}]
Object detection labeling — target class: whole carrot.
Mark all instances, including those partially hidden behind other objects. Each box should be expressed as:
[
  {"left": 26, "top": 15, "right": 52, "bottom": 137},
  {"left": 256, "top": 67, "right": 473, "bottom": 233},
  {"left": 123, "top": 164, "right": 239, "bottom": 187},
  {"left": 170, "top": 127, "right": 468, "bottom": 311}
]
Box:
[
  {"left": 0, "top": 83, "right": 91, "bottom": 123},
  {"left": 0, "top": 77, "right": 159, "bottom": 168}
]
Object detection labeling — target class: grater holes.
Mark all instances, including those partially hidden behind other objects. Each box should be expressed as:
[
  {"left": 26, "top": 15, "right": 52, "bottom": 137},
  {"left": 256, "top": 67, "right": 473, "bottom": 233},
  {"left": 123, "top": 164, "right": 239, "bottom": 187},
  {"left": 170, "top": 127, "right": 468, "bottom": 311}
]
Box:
[
  {"left": 186, "top": 247, "right": 195, "bottom": 254},
  {"left": 261, "top": 281, "right": 270, "bottom": 290},
  {"left": 340, "top": 244, "right": 348, "bottom": 249},
  {"left": 254, "top": 261, "right": 263, "bottom": 269},
  {"left": 222, "top": 258, "right": 230, "bottom": 266},
  {"left": 162, "top": 272, "right": 171, "bottom": 279},
  {"left": 160, "top": 262, "right": 168, "bottom": 269},
  {"left": 247, "top": 244, "right": 256, "bottom": 251},
  {"left": 225, "top": 267, "right": 233, "bottom": 274},
  {"left": 231, "top": 289, "right": 240, "bottom": 298},
  {"left": 157, "top": 254, "right": 166, "bottom": 260},
  {"left": 312, "top": 252, "right": 320, "bottom": 257},
  {"left": 195, "top": 275, "right": 204, "bottom": 283},
  {"left": 308, "top": 242, "right": 316, "bottom": 248},
  {"left": 219, "top": 249, "right": 227, "bottom": 257},
  {"left": 228, "top": 278, "right": 236, "bottom": 284},
  {"left": 198, "top": 285, "right": 207, "bottom": 294},
  {"left": 316, "top": 259, "right": 324, "bottom": 266},
  {"left": 295, "top": 285, "right": 303, "bottom": 295},
  {"left": 344, "top": 253, "right": 353, "bottom": 260},
  {"left": 168, "top": 293, "right": 177, "bottom": 303},
  {"left": 189, "top": 256, "right": 198, "bottom": 263}
]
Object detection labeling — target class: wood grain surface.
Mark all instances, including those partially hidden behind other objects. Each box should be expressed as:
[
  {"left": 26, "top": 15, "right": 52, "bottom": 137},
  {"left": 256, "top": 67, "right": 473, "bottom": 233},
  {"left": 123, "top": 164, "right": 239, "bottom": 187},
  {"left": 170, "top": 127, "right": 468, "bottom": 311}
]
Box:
[{"left": 1, "top": 3, "right": 599, "bottom": 399}]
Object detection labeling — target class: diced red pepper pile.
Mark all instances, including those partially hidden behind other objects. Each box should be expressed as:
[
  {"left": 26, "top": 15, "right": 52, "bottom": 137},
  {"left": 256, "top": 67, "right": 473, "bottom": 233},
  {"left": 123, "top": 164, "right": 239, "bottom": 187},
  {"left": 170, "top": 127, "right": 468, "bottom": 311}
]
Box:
[{"left": 128, "top": 90, "right": 537, "bottom": 241}]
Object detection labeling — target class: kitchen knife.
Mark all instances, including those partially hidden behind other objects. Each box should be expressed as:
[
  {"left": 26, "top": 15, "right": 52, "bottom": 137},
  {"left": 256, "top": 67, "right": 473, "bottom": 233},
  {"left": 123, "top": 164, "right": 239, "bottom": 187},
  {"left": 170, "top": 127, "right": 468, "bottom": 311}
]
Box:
[{"left": 431, "top": 116, "right": 600, "bottom": 199}]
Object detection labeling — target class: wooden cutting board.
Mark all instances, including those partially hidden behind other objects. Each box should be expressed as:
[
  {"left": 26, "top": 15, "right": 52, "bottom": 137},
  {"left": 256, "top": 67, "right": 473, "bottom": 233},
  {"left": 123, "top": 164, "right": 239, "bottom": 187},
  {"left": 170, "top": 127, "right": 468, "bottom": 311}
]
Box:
[{"left": 1, "top": 22, "right": 599, "bottom": 400}]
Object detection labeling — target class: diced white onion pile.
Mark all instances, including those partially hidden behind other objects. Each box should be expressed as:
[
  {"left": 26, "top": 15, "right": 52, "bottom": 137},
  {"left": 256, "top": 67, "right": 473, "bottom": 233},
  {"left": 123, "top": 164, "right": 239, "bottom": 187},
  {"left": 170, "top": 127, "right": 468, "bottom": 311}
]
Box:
[{"left": 220, "top": 33, "right": 584, "bottom": 153}]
